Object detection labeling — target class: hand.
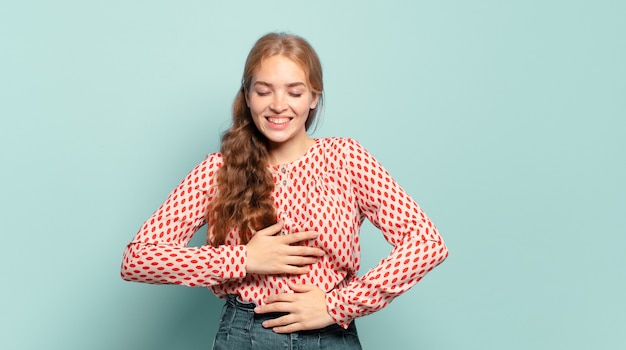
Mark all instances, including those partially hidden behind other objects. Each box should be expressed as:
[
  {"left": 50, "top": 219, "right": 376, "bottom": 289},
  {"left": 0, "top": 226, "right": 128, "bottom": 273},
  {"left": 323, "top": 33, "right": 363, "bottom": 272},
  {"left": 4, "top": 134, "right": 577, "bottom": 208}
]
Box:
[
  {"left": 254, "top": 281, "right": 335, "bottom": 333},
  {"left": 246, "top": 221, "right": 324, "bottom": 275}
]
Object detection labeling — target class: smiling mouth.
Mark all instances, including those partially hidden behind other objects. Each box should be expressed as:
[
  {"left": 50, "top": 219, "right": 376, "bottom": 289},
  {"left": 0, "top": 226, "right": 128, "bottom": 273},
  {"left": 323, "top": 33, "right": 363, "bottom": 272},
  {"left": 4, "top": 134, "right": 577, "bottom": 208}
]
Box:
[{"left": 267, "top": 117, "right": 292, "bottom": 125}]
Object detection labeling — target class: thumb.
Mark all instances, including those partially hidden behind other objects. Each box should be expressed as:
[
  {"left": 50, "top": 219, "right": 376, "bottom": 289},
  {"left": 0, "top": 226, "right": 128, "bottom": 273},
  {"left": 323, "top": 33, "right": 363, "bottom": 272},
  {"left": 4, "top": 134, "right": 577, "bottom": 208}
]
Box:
[
  {"left": 254, "top": 220, "right": 284, "bottom": 236},
  {"left": 287, "top": 280, "right": 312, "bottom": 293}
]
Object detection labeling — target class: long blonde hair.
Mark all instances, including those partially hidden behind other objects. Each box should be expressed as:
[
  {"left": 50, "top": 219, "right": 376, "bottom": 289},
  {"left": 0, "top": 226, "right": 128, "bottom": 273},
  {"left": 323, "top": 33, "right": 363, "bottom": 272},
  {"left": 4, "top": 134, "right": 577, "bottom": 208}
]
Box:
[{"left": 207, "top": 33, "right": 324, "bottom": 246}]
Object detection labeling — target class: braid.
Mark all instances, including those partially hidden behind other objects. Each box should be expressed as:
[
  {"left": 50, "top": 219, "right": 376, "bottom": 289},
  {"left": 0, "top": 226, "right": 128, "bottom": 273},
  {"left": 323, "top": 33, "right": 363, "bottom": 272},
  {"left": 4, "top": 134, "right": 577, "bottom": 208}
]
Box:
[
  {"left": 206, "top": 32, "right": 323, "bottom": 247},
  {"left": 206, "top": 90, "right": 276, "bottom": 246}
]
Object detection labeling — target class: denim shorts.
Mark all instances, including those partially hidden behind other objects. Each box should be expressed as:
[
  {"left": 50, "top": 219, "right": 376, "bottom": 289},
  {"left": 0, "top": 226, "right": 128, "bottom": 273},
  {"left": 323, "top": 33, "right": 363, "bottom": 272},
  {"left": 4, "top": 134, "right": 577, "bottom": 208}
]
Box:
[{"left": 211, "top": 295, "right": 362, "bottom": 350}]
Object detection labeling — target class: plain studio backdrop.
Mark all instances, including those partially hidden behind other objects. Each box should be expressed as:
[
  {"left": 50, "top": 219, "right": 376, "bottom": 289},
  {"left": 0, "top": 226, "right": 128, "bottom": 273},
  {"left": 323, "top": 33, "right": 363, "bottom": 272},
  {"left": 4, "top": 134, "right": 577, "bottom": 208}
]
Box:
[{"left": 1, "top": 1, "right": 624, "bottom": 349}]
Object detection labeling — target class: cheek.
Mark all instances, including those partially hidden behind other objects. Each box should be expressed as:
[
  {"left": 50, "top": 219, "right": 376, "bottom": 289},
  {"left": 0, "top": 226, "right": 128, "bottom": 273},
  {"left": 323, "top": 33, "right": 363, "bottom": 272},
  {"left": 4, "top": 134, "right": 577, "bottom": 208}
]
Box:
[
  {"left": 248, "top": 98, "right": 265, "bottom": 115},
  {"left": 295, "top": 99, "right": 313, "bottom": 114}
]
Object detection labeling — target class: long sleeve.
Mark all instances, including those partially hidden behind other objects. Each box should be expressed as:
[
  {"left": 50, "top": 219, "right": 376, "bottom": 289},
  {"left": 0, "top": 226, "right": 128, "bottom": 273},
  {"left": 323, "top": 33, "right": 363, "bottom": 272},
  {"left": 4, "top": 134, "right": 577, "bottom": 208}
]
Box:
[
  {"left": 325, "top": 139, "right": 448, "bottom": 327},
  {"left": 120, "top": 153, "right": 247, "bottom": 287}
]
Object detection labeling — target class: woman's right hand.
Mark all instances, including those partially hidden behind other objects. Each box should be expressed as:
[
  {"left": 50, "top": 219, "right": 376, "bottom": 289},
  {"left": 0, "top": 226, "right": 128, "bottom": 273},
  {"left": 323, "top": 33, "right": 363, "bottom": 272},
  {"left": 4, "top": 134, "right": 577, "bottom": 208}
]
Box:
[{"left": 245, "top": 221, "right": 324, "bottom": 275}]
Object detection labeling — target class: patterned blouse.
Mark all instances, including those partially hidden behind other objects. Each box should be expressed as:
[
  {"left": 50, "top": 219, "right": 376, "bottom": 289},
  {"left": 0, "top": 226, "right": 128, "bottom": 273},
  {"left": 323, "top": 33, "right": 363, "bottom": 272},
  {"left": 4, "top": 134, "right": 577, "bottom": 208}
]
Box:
[{"left": 121, "top": 137, "right": 448, "bottom": 327}]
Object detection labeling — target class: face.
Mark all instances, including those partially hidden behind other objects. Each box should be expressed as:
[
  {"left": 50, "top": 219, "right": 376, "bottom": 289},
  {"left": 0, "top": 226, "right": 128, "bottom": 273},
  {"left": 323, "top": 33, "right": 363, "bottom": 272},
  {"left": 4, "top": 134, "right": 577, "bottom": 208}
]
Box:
[{"left": 246, "top": 55, "right": 319, "bottom": 150}]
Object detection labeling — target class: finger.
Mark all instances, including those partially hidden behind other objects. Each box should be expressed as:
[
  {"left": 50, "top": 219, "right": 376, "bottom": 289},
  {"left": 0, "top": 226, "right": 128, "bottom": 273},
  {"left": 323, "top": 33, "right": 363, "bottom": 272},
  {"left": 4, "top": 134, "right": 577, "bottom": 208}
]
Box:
[
  {"left": 286, "top": 281, "right": 313, "bottom": 293},
  {"left": 263, "top": 292, "right": 297, "bottom": 305},
  {"left": 271, "top": 323, "right": 303, "bottom": 334},
  {"left": 255, "top": 221, "right": 284, "bottom": 236},
  {"left": 278, "top": 265, "right": 311, "bottom": 275},
  {"left": 286, "top": 245, "right": 325, "bottom": 257},
  {"left": 255, "top": 301, "right": 291, "bottom": 315},
  {"left": 283, "top": 231, "right": 319, "bottom": 244},
  {"left": 284, "top": 255, "right": 320, "bottom": 265},
  {"left": 284, "top": 265, "right": 311, "bottom": 275},
  {"left": 260, "top": 314, "right": 297, "bottom": 329}
]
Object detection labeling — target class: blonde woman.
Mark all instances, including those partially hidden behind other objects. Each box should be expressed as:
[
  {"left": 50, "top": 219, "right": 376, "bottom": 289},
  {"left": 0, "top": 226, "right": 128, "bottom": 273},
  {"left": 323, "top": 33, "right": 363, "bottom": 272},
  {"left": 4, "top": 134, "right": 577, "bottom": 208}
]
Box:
[{"left": 121, "top": 32, "right": 448, "bottom": 349}]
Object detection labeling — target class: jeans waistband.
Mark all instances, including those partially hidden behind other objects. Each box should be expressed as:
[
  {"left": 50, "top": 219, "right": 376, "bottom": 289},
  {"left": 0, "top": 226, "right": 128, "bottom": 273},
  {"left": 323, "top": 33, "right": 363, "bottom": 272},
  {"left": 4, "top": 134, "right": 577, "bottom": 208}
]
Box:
[
  {"left": 225, "top": 294, "right": 288, "bottom": 321},
  {"left": 224, "top": 294, "right": 357, "bottom": 334},
  {"left": 226, "top": 294, "right": 257, "bottom": 309},
  {"left": 215, "top": 296, "right": 361, "bottom": 349}
]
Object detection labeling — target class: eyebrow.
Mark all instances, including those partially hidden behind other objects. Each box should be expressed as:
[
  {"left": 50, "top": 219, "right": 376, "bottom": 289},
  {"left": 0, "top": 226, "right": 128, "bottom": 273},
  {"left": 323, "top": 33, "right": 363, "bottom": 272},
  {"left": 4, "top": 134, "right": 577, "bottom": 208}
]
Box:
[{"left": 254, "top": 81, "right": 306, "bottom": 88}]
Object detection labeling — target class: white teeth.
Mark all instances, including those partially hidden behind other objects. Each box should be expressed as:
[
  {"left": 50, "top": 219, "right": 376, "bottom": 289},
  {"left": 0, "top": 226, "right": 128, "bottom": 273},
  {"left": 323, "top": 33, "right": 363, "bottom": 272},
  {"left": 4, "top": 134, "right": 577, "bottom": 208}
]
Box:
[{"left": 268, "top": 118, "right": 289, "bottom": 124}]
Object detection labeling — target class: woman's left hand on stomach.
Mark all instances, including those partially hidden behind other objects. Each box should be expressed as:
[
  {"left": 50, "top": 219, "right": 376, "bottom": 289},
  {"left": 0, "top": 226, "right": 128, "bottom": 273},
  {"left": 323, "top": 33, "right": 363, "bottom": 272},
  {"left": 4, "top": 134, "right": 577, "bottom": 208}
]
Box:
[{"left": 254, "top": 281, "right": 335, "bottom": 333}]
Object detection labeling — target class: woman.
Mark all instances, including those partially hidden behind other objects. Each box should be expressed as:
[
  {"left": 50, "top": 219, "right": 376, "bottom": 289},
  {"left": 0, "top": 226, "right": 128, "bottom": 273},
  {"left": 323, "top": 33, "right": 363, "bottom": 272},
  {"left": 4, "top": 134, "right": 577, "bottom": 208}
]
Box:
[{"left": 121, "top": 32, "right": 448, "bottom": 349}]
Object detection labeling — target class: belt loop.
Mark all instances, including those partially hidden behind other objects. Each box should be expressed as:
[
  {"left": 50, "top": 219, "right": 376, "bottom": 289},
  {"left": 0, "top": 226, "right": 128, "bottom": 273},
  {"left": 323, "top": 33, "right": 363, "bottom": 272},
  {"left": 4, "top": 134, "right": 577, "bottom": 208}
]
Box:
[
  {"left": 233, "top": 295, "right": 255, "bottom": 332},
  {"left": 244, "top": 310, "right": 253, "bottom": 333}
]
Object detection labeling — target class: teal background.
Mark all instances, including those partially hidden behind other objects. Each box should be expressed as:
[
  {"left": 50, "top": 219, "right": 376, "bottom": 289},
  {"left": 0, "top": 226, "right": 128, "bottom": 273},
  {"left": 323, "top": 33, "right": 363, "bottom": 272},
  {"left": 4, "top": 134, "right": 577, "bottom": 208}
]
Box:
[{"left": 1, "top": 0, "right": 624, "bottom": 349}]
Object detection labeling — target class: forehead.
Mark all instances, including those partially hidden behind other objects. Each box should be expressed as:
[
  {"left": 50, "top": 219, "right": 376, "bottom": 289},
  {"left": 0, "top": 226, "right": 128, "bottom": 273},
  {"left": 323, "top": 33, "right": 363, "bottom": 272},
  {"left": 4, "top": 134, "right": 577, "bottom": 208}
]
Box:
[{"left": 253, "top": 55, "right": 308, "bottom": 83}]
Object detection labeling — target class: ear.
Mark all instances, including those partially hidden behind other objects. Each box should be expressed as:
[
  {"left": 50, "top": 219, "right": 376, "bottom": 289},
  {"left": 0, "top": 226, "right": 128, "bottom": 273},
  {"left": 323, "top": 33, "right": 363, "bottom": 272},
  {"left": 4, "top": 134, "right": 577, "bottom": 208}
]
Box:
[{"left": 310, "top": 93, "right": 320, "bottom": 109}]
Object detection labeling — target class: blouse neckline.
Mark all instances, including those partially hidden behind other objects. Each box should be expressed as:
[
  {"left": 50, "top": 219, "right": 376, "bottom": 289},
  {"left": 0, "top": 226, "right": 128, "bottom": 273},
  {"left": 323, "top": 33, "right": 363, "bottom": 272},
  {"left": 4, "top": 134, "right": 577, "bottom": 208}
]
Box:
[{"left": 268, "top": 138, "right": 321, "bottom": 173}]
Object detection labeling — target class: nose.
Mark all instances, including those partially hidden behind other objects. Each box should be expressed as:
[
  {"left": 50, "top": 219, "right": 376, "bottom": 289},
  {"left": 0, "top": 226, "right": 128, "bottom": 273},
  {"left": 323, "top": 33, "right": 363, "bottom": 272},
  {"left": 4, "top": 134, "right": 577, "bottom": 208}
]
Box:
[{"left": 270, "top": 92, "right": 287, "bottom": 112}]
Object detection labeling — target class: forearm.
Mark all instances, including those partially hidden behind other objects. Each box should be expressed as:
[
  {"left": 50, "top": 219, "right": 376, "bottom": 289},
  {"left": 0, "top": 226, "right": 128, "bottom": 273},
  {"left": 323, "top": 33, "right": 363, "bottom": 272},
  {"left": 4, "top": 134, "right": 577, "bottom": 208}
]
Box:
[
  {"left": 326, "top": 232, "right": 448, "bottom": 327},
  {"left": 121, "top": 241, "right": 247, "bottom": 287},
  {"left": 120, "top": 154, "right": 235, "bottom": 286},
  {"left": 331, "top": 138, "right": 448, "bottom": 327}
]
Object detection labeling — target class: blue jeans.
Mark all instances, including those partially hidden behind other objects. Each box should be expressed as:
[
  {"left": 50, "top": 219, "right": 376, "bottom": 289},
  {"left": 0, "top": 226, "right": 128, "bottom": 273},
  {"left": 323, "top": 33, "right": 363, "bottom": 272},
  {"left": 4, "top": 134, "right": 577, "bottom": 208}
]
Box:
[{"left": 211, "top": 295, "right": 362, "bottom": 350}]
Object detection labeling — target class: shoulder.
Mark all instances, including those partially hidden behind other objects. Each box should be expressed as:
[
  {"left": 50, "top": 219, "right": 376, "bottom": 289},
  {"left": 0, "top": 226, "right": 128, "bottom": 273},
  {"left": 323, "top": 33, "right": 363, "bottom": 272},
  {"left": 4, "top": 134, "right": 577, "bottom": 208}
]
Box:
[
  {"left": 317, "top": 137, "right": 366, "bottom": 153},
  {"left": 188, "top": 152, "right": 223, "bottom": 179},
  {"left": 316, "top": 137, "right": 372, "bottom": 162},
  {"left": 314, "top": 137, "right": 373, "bottom": 172},
  {"left": 204, "top": 152, "right": 224, "bottom": 166},
  {"left": 192, "top": 152, "right": 223, "bottom": 170},
  {"left": 183, "top": 152, "right": 223, "bottom": 190}
]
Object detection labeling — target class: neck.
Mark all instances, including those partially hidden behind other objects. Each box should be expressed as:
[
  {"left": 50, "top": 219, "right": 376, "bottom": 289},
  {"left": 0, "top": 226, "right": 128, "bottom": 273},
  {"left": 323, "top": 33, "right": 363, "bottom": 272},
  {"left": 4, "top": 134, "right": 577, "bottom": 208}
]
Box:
[{"left": 268, "top": 137, "right": 315, "bottom": 165}]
